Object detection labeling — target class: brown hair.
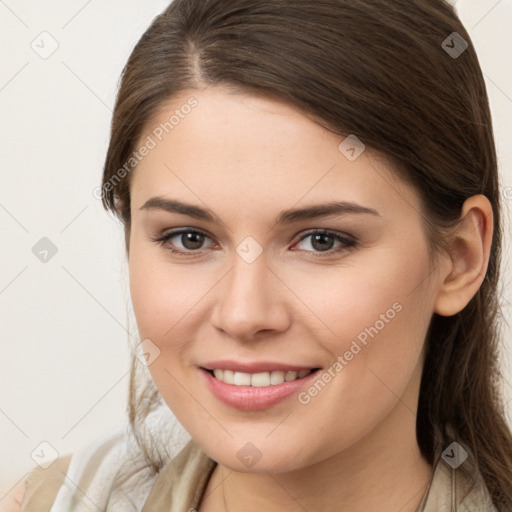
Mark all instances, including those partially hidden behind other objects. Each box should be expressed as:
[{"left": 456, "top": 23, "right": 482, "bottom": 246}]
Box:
[{"left": 101, "top": 0, "right": 512, "bottom": 508}]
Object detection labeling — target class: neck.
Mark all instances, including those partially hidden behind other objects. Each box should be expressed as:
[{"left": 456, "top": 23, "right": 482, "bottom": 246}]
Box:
[
  {"left": 200, "top": 364, "right": 433, "bottom": 512},
  {"left": 204, "top": 415, "right": 432, "bottom": 511}
]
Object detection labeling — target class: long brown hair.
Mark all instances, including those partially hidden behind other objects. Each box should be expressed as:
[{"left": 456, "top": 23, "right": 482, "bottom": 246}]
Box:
[{"left": 100, "top": 0, "right": 512, "bottom": 508}]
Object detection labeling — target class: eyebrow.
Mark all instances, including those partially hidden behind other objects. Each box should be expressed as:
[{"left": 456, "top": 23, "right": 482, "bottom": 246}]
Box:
[{"left": 139, "top": 197, "right": 380, "bottom": 224}]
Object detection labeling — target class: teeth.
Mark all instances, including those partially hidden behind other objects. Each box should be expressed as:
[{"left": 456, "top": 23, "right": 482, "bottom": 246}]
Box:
[
  {"left": 284, "top": 370, "right": 298, "bottom": 381},
  {"left": 211, "top": 368, "right": 313, "bottom": 386},
  {"left": 270, "top": 371, "right": 285, "bottom": 385}
]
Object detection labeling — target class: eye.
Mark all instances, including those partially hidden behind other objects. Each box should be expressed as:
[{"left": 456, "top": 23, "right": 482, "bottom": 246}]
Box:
[
  {"left": 151, "top": 229, "right": 215, "bottom": 255},
  {"left": 292, "top": 230, "right": 357, "bottom": 255}
]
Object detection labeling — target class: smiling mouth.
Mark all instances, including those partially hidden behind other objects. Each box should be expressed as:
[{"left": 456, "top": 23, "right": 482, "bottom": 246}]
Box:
[{"left": 202, "top": 368, "right": 321, "bottom": 387}]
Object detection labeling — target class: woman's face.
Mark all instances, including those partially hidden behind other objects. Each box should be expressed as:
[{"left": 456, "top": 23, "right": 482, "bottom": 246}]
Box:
[{"left": 128, "top": 86, "right": 446, "bottom": 472}]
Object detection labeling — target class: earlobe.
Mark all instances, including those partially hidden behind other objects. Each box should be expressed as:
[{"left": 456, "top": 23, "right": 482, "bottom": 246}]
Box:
[{"left": 434, "top": 194, "right": 493, "bottom": 317}]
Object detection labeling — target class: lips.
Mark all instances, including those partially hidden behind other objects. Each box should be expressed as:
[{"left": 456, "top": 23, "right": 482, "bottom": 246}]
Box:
[
  {"left": 200, "top": 366, "right": 321, "bottom": 411},
  {"left": 201, "top": 359, "right": 320, "bottom": 374}
]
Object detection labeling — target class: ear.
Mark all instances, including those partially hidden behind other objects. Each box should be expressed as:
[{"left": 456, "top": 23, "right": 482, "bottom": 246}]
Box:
[{"left": 434, "top": 194, "right": 494, "bottom": 317}]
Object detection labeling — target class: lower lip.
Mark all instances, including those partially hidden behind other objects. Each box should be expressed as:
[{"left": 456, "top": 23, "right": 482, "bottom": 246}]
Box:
[{"left": 200, "top": 368, "right": 320, "bottom": 411}]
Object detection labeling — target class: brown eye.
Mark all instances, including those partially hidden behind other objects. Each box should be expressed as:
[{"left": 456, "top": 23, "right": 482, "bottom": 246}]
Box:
[
  {"left": 152, "top": 229, "right": 215, "bottom": 254},
  {"left": 310, "top": 233, "right": 335, "bottom": 252},
  {"left": 179, "top": 231, "right": 206, "bottom": 250},
  {"left": 293, "top": 230, "right": 356, "bottom": 255}
]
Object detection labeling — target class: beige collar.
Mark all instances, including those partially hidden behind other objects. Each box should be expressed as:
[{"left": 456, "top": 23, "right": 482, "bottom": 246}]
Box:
[{"left": 142, "top": 439, "right": 497, "bottom": 512}]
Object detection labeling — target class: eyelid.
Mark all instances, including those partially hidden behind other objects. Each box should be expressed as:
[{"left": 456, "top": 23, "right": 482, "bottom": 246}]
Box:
[{"left": 295, "top": 228, "right": 356, "bottom": 244}]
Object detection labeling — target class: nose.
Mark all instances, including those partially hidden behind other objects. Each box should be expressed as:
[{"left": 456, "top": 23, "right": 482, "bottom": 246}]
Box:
[{"left": 211, "top": 255, "right": 292, "bottom": 341}]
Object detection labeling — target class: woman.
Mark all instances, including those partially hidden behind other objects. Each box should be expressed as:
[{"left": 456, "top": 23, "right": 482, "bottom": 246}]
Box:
[{"left": 8, "top": 0, "right": 512, "bottom": 510}]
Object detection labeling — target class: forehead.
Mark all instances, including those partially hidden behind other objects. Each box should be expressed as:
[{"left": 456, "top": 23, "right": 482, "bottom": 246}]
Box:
[{"left": 130, "top": 87, "right": 419, "bottom": 218}]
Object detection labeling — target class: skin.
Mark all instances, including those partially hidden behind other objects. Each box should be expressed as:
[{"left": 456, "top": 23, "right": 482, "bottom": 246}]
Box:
[
  {"left": 0, "top": 480, "right": 25, "bottom": 512},
  {"left": 127, "top": 86, "right": 493, "bottom": 512}
]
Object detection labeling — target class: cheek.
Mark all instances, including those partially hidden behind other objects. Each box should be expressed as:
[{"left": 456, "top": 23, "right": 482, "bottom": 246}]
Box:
[
  {"left": 128, "top": 243, "right": 218, "bottom": 388},
  {"left": 128, "top": 247, "right": 201, "bottom": 413},
  {"left": 129, "top": 243, "right": 197, "bottom": 339},
  {"left": 291, "top": 246, "right": 433, "bottom": 410},
  {"left": 287, "top": 248, "right": 430, "bottom": 353}
]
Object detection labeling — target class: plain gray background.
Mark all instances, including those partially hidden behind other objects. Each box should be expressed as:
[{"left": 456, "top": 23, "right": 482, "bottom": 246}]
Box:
[{"left": 0, "top": 0, "right": 511, "bottom": 494}]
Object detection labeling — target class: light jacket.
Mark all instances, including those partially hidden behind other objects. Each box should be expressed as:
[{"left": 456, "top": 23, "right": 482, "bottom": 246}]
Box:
[{"left": 20, "top": 428, "right": 498, "bottom": 511}]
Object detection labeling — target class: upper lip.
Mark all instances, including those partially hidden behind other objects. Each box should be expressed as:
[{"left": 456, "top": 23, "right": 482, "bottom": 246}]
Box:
[{"left": 200, "top": 360, "right": 320, "bottom": 373}]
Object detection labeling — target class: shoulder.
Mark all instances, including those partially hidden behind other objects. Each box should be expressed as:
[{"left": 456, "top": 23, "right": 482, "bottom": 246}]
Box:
[
  {"left": 420, "top": 455, "right": 498, "bottom": 512},
  {"left": 0, "top": 453, "right": 72, "bottom": 512},
  {"left": 0, "top": 479, "right": 26, "bottom": 512},
  {"left": 14, "top": 427, "right": 130, "bottom": 512}
]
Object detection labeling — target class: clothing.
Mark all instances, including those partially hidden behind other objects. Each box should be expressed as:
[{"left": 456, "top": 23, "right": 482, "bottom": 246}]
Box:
[{"left": 21, "top": 427, "right": 498, "bottom": 511}]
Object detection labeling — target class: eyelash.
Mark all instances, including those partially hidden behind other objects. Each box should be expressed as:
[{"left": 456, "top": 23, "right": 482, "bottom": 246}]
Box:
[{"left": 150, "top": 228, "right": 357, "bottom": 258}]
